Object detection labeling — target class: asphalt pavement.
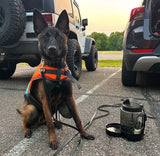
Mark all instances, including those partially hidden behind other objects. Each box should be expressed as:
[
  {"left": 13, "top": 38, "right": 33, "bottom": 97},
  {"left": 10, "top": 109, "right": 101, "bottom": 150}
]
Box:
[
  {"left": 98, "top": 53, "right": 122, "bottom": 60},
  {"left": 1, "top": 62, "right": 160, "bottom": 156}
]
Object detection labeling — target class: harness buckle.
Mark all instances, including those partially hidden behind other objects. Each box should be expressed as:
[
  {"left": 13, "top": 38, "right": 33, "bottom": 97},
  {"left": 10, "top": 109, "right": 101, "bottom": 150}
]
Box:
[{"left": 40, "top": 67, "right": 45, "bottom": 73}]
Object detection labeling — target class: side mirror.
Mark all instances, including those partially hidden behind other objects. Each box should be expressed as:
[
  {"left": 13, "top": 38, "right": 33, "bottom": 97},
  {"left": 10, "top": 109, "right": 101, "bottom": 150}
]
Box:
[{"left": 82, "top": 19, "right": 88, "bottom": 31}]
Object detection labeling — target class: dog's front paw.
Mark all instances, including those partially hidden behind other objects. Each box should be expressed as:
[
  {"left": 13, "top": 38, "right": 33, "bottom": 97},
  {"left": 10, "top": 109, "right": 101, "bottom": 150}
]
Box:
[
  {"left": 24, "top": 130, "right": 32, "bottom": 138},
  {"left": 49, "top": 140, "right": 59, "bottom": 150},
  {"left": 81, "top": 133, "right": 95, "bottom": 140}
]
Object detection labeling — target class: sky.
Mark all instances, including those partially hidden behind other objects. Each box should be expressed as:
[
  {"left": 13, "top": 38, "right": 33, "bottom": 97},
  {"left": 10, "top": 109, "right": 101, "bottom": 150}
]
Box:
[{"left": 76, "top": 0, "right": 142, "bottom": 35}]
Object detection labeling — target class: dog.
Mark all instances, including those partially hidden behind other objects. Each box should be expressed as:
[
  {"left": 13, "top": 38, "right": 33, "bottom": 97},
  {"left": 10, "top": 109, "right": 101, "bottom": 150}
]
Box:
[{"left": 17, "top": 9, "right": 94, "bottom": 150}]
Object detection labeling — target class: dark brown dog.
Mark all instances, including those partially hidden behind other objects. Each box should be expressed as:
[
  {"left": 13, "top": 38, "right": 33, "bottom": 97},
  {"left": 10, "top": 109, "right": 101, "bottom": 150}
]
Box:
[{"left": 17, "top": 9, "right": 94, "bottom": 150}]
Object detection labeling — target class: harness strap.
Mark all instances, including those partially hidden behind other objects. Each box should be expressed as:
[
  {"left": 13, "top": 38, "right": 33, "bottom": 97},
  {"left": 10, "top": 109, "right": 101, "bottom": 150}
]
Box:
[
  {"left": 56, "top": 68, "right": 62, "bottom": 81},
  {"left": 66, "top": 70, "right": 81, "bottom": 90},
  {"left": 41, "top": 70, "right": 54, "bottom": 115},
  {"left": 44, "top": 68, "right": 81, "bottom": 89},
  {"left": 24, "top": 94, "right": 43, "bottom": 111},
  {"left": 44, "top": 69, "right": 65, "bottom": 75}
]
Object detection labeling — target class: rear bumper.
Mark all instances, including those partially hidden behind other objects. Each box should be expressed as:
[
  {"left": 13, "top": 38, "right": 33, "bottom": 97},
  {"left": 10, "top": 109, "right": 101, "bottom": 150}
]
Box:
[
  {"left": 0, "top": 41, "right": 40, "bottom": 65},
  {"left": 133, "top": 56, "right": 160, "bottom": 71},
  {"left": 123, "top": 49, "right": 160, "bottom": 73}
]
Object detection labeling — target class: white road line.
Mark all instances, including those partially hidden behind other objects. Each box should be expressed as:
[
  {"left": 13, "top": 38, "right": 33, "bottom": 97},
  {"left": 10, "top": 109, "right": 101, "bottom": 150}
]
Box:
[
  {"left": 76, "top": 68, "right": 121, "bottom": 105},
  {"left": 3, "top": 68, "right": 121, "bottom": 156},
  {"left": 3, "top": 126, "right": 47, "bottom": 156}
]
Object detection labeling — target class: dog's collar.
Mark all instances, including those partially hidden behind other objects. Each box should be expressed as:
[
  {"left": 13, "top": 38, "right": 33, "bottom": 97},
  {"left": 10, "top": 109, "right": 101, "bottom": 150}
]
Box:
[
  {"left": 41, "top": 58, "right": 67, "bottom": 69},
  {"left": 40, "top": 59, "right": 68, "bottom": 72}
]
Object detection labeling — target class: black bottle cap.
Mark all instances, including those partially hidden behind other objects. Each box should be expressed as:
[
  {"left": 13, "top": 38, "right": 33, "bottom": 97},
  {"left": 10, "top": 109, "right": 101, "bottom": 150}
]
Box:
[{"left": 122, "top": 98, "right": 143, "bottom": 112}]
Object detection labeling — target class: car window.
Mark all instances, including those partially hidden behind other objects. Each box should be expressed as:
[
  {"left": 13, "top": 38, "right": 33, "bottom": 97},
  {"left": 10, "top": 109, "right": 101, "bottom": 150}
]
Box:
[
  {"left": 54, "top": 0, "right": 73, "bottom": 16},
  {"left": 141, "top": 0, "right": 146, "bottom": 6},
  {"left": 22, "top": 0, "right": 44, "bottom": 12},
  {"left": 73, "top": 4, "right": 81, "bottom": 24}
]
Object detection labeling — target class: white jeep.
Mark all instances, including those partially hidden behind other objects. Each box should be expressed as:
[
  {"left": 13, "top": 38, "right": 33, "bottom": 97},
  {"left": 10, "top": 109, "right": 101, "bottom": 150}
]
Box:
[{"left": 0, "top": 0, "right": 98, "bottom": 80}]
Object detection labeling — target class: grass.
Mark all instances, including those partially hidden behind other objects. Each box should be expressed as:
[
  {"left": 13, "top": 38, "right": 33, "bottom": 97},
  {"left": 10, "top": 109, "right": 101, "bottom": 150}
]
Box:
[
  {"left": 98, "top": 59, "right": 122, "bottom": 67},
  {"left": 82, "top": 59, "right": 122, "bottom": 67},
  {"left": 19, "top": 51, "right": 123, "bottom": 67},
  {"left": 20, "top": 60, "right": 122, "bottom": 67}
]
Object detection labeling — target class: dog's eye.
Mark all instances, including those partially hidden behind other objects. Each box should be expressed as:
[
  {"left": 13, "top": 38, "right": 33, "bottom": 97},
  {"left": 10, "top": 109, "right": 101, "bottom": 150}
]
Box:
[
  {"left": 55, "top": 34, "right": 63, "bottom": 40},
  {"left": 42, "top": 34, "right": 49, "bottom": 40}
]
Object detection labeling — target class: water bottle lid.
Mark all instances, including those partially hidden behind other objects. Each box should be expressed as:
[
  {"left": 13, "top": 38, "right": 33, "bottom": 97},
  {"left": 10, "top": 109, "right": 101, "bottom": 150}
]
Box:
[{"left": 122, "top": 98, "right": 143, "bottom": 112}]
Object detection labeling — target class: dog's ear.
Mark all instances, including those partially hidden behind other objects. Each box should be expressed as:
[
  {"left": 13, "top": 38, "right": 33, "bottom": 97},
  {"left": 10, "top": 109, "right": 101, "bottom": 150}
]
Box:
[
  {"left": 55, "top": 10, "right": 70, "bottom": 36},
  {"left": 33, "top": 9, "right": 48, "bottom": 34}
]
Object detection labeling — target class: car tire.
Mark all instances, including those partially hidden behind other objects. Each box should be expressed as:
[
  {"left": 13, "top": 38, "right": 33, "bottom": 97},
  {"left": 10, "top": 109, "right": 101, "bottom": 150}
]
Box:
[
  {"left": 0, "top": 62, "right": 16, "bottom": 79},
  {"left": 0, "top": 0, "right": 26, "bottom": 46},
  {"left": 121, "top": 60, "right": 137, "bottom": 86},
  {"left": 67, "top": 39, "right": 82, "bottom": 80},
  {"left": 85, "top": 45, "right": 98, "bottom": 71}
]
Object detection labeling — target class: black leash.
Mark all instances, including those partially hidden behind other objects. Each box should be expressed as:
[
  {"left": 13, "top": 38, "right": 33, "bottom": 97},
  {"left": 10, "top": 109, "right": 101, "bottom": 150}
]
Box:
[
  {"left": 52, "top": 102, "right": 156, "bottom": 156},
  {"left": 53, "top": 103, "right": 122, "bottom": 156}
]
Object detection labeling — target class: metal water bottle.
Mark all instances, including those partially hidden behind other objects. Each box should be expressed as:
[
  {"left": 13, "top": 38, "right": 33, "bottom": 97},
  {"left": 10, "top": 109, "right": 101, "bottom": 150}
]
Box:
[{"left": 120, "top": 98, "right": 147, "bottom": 141}]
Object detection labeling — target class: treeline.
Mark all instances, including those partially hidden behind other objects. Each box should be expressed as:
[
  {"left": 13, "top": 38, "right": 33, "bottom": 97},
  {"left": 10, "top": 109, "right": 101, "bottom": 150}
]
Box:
[{"left": 88, "top": 31, "right": 124, "bottom": 51}]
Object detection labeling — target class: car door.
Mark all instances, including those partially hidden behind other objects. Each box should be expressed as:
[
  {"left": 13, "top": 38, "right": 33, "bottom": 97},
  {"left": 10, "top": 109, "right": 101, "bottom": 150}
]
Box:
[
  {"left": 144, "top": 0, "right": 160, "bottom": 40},
  {"left": 72, "top": 2, "right": 85, "bottom": 53}
]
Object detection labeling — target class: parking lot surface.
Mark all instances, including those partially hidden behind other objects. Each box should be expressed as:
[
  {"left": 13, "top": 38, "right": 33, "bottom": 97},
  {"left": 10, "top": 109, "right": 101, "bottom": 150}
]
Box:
[{"left": 1, "top": 65, "right": 160, "bottom": 156}]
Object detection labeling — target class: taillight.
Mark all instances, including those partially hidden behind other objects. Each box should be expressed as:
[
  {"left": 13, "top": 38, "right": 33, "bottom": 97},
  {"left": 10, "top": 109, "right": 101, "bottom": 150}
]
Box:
[
  {"left": 129, "top": 6, "right": 144, "bottom": 22},
  {"left": 131, "top": 49, "right": 154, "bottom": 53},
  {"left": 43, "top": 14, "right": 54, "bottom": 26}
]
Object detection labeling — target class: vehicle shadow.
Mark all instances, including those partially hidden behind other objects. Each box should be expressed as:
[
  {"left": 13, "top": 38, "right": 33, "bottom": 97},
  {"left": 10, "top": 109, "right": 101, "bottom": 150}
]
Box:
[
  {"left": 137, "top": 72, "right": 160, "bottom": 88},
  {"left": 0, "top": 66, "right": 34, "bottom": 90}
]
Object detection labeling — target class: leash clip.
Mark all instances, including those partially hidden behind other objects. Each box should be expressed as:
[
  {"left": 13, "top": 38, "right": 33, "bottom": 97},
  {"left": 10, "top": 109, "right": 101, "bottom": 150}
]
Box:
[{"left": 40, "top": 59, "right": 45, "bottom": 73}]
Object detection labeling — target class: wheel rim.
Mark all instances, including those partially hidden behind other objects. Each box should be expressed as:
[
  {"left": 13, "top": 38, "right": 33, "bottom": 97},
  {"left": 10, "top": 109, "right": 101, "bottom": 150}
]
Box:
[{"left": 0, "top": 7, "right": 5, "bottom": 27}]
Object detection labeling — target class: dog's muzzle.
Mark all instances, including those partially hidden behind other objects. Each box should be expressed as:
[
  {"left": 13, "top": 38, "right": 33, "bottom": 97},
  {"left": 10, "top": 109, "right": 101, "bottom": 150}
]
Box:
[{"left": 47, "top": 45, "right": 58, "bottom": 56}]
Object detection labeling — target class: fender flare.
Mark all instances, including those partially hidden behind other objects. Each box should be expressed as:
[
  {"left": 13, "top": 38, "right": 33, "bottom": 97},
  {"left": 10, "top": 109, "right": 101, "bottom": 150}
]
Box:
[
  {"left": 84, "top": 37, "right": 95, "bottom": 54},
  {"left": 68, "top": 29, "right": 78, "bottom": 40}
]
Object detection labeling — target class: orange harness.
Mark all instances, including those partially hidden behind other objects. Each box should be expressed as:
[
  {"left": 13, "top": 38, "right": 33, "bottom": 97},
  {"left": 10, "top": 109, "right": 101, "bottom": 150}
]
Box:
[
  {"left": 24, "top": 63, "right": 70, "bottom": 111},
  {"left": 25, "top": 63, "right": 69, "bottom": 94}
]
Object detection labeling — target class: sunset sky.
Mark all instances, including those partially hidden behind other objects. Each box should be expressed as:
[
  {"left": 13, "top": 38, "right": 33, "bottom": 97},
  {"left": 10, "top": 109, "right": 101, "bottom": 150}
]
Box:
[{"left": 76, "top": 0, "right": 142, "bottom": 35}]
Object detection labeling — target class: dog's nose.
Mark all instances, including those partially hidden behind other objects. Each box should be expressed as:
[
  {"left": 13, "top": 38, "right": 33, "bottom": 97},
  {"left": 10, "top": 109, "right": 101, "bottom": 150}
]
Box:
[{"left": 48, "top": 45, "right": 57, "bottom": 52}]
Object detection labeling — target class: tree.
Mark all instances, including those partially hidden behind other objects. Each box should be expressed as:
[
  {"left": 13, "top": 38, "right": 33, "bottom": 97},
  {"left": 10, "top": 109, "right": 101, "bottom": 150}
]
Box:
[
  {"left": 88, "top": 32, "right": 109, "bottom": 50},
  {"left": 88, "top": 31, "right": 124, "bottom": 51},
  {"left": 108, "top": 32, "right": 124, "bottom": 51}
]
